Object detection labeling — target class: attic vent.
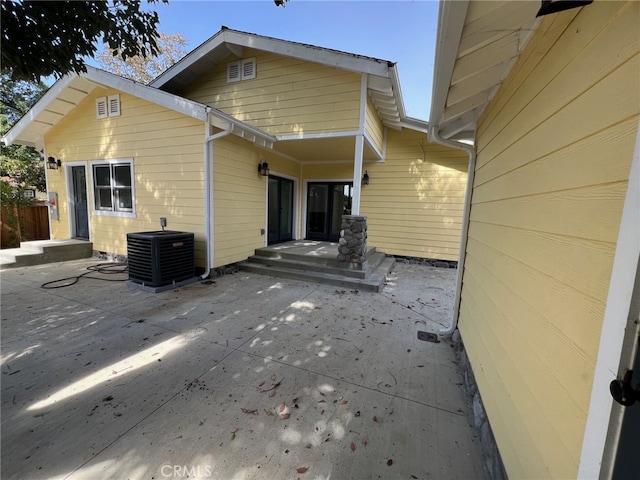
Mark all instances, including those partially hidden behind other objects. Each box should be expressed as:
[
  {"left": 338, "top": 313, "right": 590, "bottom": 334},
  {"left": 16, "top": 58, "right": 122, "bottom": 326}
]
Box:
[
  {"left": 96, "top": 95, "right": 121, "bottom": 119},
  {"left": 108, "top": 94, "right": 121, "bottom": 117},
  {"left": 227, "top": 62, "right": 240, "bottom": 82},
  {"left": 227, "top": 58, "right": 256, "bottom": 83},
  {"left": 241, "top": 58, "right": 256, "bottom": 80},
  {"left": 96, "top": 97, "right": 108, "bottom": 119}
]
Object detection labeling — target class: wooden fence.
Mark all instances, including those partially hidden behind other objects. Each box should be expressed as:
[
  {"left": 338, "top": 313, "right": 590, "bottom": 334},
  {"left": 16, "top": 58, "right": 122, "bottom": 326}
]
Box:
[{"left": 1, "top": 204, "right": 50, "bottom": 249}]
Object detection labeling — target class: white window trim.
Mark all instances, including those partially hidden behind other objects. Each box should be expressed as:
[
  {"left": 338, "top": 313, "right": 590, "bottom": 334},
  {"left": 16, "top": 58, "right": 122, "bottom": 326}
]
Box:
[
  {"left": 227, "top": 58, "right": 256, "bottom": 83},
  {"left": 90, "top": 158, "right": 136, "bottom": 218}
]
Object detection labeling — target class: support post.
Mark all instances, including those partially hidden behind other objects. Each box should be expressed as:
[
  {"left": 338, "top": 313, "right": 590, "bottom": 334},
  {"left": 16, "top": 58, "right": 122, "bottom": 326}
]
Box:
[{"left": 352, "top": 134, "right": 365, "bottom": 215}]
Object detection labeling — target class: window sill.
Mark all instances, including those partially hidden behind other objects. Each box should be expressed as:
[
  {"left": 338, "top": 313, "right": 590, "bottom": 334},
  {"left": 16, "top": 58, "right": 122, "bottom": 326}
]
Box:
[{"left": 92, "top": 210, "right": 136, "bottom": 219}]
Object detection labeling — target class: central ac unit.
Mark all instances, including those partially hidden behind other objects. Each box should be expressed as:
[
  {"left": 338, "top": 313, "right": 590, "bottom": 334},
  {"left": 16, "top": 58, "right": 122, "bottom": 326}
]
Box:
[{"left": 127, "top": 231, "right": 195, "bottom": 288}]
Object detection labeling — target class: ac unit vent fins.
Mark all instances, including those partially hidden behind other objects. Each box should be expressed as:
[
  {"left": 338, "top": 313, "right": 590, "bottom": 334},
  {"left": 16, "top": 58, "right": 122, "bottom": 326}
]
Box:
[{"left": 127, "top": 231, "right": 195, "bottom": 287}]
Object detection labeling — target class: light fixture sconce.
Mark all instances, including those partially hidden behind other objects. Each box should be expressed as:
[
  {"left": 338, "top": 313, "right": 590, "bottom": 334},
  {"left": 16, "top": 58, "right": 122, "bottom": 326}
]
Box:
[
  {"left": 47, "top": 156, "right": 61, "bottom": 170},
  {"left": 258, "top": 160, "right": 270, "bottom": 177},
  {"left": 362, "top": 170, "right": 370, "bottom": 186},
  {"left": 536, "top": 0, "right": 593, "bottom": 17}
]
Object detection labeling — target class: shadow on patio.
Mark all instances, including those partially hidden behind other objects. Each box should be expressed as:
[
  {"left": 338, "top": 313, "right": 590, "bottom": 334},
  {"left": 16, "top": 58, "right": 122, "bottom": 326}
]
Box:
[{"left": 1, "top": 258, "right": 482, "bottom": 479}]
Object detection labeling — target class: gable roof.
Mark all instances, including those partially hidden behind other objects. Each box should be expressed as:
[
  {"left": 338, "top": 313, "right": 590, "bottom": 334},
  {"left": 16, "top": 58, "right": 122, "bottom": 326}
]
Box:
[
  {"left": 429, "top": 0, "right": 541, "bottom": 142},
  {"left": 2, "top": 66, "right": 275, "bottom": 150},
  {"left": 151, "top": 26, "right": 410, "bottom": 129}
]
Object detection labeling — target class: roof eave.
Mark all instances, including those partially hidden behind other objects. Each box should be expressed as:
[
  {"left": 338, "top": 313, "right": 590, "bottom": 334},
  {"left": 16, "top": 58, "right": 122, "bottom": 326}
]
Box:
[
  {"left": 83, "top": 67, "right": 210, "bottom": 122},
  {"left": 2, "top": 66, "right": 215, "bottom": 148},
  {"left": 399, "top": 116, "right": 430, "bottom": 133},
  {"left": 209, "top": 107, "right": 276, "bottom": 149},
  {"left": 2, "top": 74, "right": 76, "bottom": 148},
  {"left": 428, "top": 0, "right": 470, "bottom": 131},
  {"left": 151, "top": 27, "right": 393, "bottom": 90}
]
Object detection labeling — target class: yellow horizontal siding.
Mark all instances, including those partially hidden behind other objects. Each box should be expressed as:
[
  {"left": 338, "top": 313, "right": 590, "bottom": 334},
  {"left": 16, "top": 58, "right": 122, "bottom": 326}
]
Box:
[
  {"left": 475, "top": 54, "right": 638, "bottom": 187},
  {"left": 361, "top": 128, "right": 468, "bottom": 260},
  {"left": 458, "top": 2, "right": 639, "bottom": 478},
  {"left": 179, "top": 48, "right": 361, "bottom": 136},
  {"left": 365, "top": 95, "right": 384, "bottom": 152},
  {"left": 213, "top": 135, "right": 266, "bottom": 266},
  {"left": 44, "top": 88, "right": 207, "bottom": 266},
  {"left": 267, "top": 156, "right": 301, "bottom": 180}
]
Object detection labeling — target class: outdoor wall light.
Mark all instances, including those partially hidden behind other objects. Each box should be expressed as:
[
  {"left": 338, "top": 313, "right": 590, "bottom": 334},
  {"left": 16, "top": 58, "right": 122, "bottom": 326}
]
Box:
[
  {"left": 362, "top": 171, "right": 370, "bottom": 186},
  {"left": 47, "top": 156, "right": 61, "bottom": 170},
  {"left": 536, "top": 0, "right": 592, "bottom": 17},
  {"left": 258, "top": 160, "right": 270, "bottom": 177}
]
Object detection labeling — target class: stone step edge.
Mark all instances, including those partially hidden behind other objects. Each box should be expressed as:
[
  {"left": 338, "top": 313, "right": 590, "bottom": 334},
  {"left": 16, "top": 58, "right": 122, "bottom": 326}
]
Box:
[
  {"left": 246, "top": 251, "right": 387, "bottom": 279},
  {"left": 254, "top": 246, "right": 378, "bottom": 269},
  {"left": 239, "top": 258, "right": 395, "bottom": 293}
]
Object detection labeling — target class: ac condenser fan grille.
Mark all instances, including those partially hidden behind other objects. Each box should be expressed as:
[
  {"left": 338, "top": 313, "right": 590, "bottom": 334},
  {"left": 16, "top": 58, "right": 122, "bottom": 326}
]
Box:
[{"left": 127, "top": 231, "right": 195, "bottom": 287}]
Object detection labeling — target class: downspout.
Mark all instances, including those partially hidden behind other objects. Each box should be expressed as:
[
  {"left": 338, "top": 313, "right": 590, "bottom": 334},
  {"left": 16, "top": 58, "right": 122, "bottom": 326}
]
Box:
[
  {"left": 428, "top": 125, "right": 476, "bottom": 338},
  {"left": 200, "top": 112, "right": 233, "bottom": 280}
]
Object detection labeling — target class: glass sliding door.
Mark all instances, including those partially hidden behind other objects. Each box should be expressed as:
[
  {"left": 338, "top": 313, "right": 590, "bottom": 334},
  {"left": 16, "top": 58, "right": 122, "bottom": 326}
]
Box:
[
  {"left": 306, "top": 182, "right": 352, "bottom": 241},
  {"left": 307, "top": 184, "right": 329, "bottom": 238},
  {"left": 267, "top": 175, "right": 294, "bottom": 245}
]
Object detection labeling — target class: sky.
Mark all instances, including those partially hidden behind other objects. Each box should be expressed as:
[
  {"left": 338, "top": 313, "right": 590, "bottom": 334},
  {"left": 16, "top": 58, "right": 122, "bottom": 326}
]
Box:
[{"left": 122, "top": 0, "right": 441, "bottom": 120}]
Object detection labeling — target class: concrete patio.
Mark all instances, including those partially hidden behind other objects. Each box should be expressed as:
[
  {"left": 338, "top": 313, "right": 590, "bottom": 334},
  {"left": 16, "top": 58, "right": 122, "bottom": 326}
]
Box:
[{"left": 1, "top": 258, "right": 483, "bottom": 480}]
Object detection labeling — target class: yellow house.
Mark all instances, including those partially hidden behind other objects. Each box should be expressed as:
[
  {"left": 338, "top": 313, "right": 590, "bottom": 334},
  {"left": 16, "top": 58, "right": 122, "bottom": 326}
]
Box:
[
  {"left": 3, "top": 28, "right": 468, "bottom": 278},
  {"left": 429, "top": 0, "right": 639, "bottom": 478}
]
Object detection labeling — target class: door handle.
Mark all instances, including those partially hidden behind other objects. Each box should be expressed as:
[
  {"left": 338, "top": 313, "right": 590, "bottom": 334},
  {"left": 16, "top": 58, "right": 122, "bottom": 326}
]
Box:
[{"left": 610, "top": 370, "right": 640, "bottom": 406}]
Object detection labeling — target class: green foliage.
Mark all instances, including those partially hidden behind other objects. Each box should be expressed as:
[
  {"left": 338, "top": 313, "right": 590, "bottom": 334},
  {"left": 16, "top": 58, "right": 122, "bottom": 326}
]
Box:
[
  {"left": 0, "top": 74, "right": 47, "bottom": 124},
  {"left": 1, "top": 73, "right": 47, "bottom": 192},
  {"left": 0, "top": 179, "right": 36, "bottom": 208},
  {"left": 0, "top": 146, "right": 45, "bottom": 193},
  {"left": 1, "top": 0, "right": 168, "bottom": 82}
]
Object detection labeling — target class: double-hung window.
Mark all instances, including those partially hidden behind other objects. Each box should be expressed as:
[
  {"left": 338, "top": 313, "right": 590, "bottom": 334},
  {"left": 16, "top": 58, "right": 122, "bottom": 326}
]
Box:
[{"left": 92, "top": 160, "right": 135, "bottom": 216}]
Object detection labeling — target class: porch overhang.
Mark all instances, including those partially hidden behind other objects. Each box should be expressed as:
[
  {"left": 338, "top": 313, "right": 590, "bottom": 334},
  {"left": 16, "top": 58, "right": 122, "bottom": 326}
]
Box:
[{"left": 271, "top": 133, "right": 382, "bottom": 164}]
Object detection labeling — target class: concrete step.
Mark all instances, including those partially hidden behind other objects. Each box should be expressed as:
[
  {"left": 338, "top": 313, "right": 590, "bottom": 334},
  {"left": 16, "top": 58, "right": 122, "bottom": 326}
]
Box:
[
  {"left": 0, "top": 239, "right": 93, "bottom": 270},
  {"left": 253, "top": 245, "right": 378, "bottom": 270},
  {"left": 246, "top": 250, "right": 386, "bottom": 279},
  {"left": 240, "top": 256, "right": 396, "bottom": 293}
]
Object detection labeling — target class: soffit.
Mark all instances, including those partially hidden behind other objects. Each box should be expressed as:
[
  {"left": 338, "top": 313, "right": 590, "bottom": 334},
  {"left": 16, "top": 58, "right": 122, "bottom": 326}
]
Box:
[
  {"left": 2, "top": 76, "right": 98, "bottom": 150},
  {"left": 431, "top": 0, "right": 541, "bottom": 142},
  {"left": 273, "top": 136, "right": 379, "bottom": 163}
]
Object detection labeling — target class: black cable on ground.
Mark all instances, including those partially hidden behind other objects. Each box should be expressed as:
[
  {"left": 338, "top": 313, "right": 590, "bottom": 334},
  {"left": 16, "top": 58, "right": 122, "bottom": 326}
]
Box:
[{"left": 41, "top": 263, "right": 129, "bottom": 289}]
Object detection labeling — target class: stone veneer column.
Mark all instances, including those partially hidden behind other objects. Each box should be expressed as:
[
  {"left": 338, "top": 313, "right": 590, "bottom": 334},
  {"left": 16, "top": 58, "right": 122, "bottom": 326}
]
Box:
[{"left": 337, "top": 215, "right": 367, "bottom": 266}]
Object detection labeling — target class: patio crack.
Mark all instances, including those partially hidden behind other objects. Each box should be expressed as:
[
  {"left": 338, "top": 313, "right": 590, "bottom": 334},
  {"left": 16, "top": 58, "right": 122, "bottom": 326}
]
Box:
[{"left": 232, "top": 348, "right": 467, "bottom": 418}]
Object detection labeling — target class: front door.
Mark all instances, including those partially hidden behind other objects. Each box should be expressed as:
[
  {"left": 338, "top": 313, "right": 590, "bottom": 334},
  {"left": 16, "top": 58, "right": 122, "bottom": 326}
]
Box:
[
  {"left": 268, "top": 175, "right": 294, "bottom": 245},
  {"left": 71, "top": 166, "right": 89, "bottom": 239},
  {"left": 306, "top": 182, "right": 353, "bottom": 241}
]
